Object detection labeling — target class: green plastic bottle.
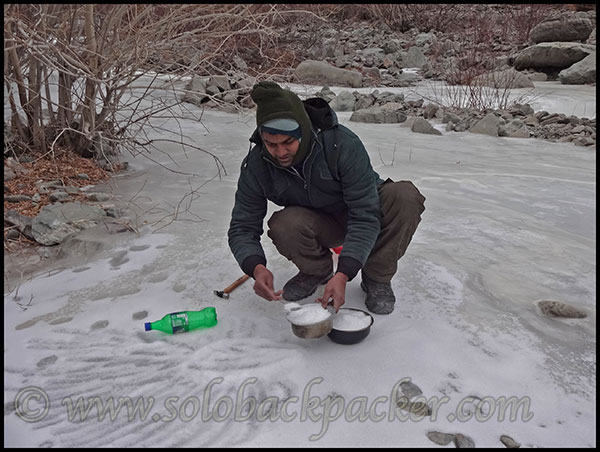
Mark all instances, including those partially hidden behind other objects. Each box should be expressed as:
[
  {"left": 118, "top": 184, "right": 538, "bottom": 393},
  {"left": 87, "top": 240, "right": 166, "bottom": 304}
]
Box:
[{"left": 144, "top": 307, "right": 217, "bottom": 334}]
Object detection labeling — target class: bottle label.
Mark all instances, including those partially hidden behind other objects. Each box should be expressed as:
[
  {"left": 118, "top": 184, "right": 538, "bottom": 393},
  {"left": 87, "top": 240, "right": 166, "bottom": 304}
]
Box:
[{"left": 170, "top": 312, "right": 189, "bottom": 334}]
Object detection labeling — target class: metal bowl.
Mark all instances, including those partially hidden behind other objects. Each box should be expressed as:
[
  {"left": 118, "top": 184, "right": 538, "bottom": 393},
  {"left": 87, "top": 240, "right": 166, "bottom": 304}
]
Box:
[
  {"left": 327, "top": 308, "right": 374, "bottom": 345},
  {"left": 287, "top": 305, "right": 334, "bottom": 339}
]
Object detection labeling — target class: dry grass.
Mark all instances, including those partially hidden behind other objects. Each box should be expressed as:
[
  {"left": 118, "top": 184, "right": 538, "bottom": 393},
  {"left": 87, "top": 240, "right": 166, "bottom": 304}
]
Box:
[{"left": 4, "top": 149, "right": 116, "bottom": 218}]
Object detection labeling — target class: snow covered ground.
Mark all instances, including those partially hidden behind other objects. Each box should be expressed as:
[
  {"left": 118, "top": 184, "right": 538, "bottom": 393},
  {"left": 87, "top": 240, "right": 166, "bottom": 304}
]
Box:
[{"left": 4, "top": 77, "right": 596, "bottom": 447}]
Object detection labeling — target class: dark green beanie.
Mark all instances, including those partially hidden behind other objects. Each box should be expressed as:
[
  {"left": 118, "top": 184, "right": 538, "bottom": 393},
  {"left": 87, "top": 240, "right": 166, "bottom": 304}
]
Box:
[{"left": 251, "top": 81, "right": 312, "bottom": 166}]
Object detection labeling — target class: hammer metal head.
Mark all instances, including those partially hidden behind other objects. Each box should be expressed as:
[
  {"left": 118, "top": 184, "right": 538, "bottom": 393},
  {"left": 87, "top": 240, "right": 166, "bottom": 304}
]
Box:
[{"left": 214, "top": 290, "right": 229, "bottom": 299}]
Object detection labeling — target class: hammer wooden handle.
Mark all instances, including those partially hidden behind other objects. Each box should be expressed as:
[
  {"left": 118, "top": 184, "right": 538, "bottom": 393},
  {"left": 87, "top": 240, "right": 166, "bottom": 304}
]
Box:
[{"left": 223, "top": 274, "right": 250, "bottom": 294}]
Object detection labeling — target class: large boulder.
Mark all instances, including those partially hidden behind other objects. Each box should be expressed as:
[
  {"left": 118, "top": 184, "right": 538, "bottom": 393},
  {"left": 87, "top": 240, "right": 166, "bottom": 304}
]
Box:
[
  {"left": 530, "top": 16, "right": 594, "bottom": 43},
  {"left": 559, "top": 52, "right": 596, "bottom": 85},
  {"left": 513, "top": 42, "right": 596, "bottom": 71},
  {"left": 469, "top": 113, "right": 502, "bottom": 137},
  {"left": 472, "top": 68, "right": 535, "bottom": 89},
  {"left": 294, "top": 60, "right": 363, "bottom": 88}
]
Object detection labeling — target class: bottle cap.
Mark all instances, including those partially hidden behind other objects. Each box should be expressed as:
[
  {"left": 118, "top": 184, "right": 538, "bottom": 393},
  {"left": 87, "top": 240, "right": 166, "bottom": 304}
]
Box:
[{"left": 144, "top": 322, "right": 151, "bottom": 331}]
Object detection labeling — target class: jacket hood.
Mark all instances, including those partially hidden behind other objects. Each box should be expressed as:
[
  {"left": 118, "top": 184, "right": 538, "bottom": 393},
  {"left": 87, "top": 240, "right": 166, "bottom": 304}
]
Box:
[
  {"left": 249, "top": 95, "right": 339, "bottom": 151},
  {"left": 251, "top": 82, "right": 312, "bottom": 166}
]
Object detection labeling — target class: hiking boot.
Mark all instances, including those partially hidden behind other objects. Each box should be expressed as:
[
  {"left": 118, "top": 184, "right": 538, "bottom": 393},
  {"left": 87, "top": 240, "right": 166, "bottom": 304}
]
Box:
[
  {"left": 361, "top": 274, "right": 395, "bottom": 314},
  {"left": 283, "top": 271, "right": 333, "bottom": 301}
]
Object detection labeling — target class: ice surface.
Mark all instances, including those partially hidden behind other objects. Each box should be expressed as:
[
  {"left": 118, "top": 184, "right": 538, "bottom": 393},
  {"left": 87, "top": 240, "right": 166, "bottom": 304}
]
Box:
[{"left": 3, "top": 75, "right": 596, "bottom": 448}]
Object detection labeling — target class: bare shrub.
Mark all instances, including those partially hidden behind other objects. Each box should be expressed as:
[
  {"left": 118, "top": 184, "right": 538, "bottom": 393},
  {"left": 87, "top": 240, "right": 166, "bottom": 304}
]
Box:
[{"left": 3, "top": 4, "right": 320, "bottom": 170}]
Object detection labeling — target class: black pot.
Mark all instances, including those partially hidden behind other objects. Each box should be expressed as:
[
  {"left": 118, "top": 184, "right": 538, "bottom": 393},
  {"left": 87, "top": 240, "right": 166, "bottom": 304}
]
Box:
[{"left": 327, "top": 308, "right": 374, "bottom": 345}]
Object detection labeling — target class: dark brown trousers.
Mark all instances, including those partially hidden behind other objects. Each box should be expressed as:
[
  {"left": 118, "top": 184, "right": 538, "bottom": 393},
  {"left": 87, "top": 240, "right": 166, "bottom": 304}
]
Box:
[{"left": 267, "top": 180, "right": 426, "bottom": 283}]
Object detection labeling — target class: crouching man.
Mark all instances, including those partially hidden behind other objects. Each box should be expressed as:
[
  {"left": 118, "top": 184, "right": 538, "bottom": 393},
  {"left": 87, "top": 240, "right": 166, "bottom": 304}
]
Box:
[{"left": 228, "top": 82, "right": 425, "bottom": 314}]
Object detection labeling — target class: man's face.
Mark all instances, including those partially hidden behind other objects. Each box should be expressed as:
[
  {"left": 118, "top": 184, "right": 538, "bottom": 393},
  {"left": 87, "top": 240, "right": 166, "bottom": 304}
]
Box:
[{"left": 261, "top": 131, "right": 300, "bottom": 167}]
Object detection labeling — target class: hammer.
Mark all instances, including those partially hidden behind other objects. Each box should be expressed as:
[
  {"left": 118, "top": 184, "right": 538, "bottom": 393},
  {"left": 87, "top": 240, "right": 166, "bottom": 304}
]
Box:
[{"left": 214, "top": 274, "right": 250, "bottom": 299}]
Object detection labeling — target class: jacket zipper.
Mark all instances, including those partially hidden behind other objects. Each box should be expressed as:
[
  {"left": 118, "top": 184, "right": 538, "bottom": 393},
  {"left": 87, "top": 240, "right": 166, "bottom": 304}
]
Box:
[{"left": 262, "top": 140, "right": 316, "bottom": 191}]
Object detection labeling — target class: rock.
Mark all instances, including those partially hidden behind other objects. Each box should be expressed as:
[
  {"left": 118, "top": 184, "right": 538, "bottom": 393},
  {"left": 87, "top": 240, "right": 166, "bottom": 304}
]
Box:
[
  {"left": 427, "top": 431, "right": 455, "bottom": 446},
  {"left": 208, "top": 75, "right": 231, "bottom": 92},
  {"left": 49, "top": 191, "right": 70, "bottom": 202},
  {"left": 394, "top": 72, "right": 421, "bottom": 84},
  {"left": 4, "top": 209, "right": 34, "bottom": 239},
  {"left": 573, "top": 136, "right": 595, "bottom": 147},
  {"left": 361, "top": 47, "right": 384, "bottom": 58},
  {"left": 232, "top": 55, "right": 248, "bottom": 71},
  {"left": 454, "top": 433, "right": 476, "bottom": 448},
  {"left": 350, "top": 103, "right": 407, "bottom": 123},
  {"left": 423, "top": 103, "right": 439, "bottom": 119},
  {"left": 539, "top": 113, "right": 562, "bottom": 126},
  {"left": 86, "top": 192, "right": 111, "bottom": 202},
  {"left": 5, "top": 157, "right": 31, "bottom": 176},
  {"left": 382, "top": 39, "right": 402, "bottom": 54},
  {"left": 181, "top": 75, "right": 210, "bottom": 106},
  {"left": 329, "top": 90, "right": 356, "bottom": 112},
  {"left": 401, "top": 116, "right": 417, "bottom": 129},
  {"left": 411, "top": 118, "right": 442, "bottom": 135},
  {"left": 442, "top": 112, "right": 462, "bottom": 124},
  {"left": 399, "top": 380, "right": 423, "bottom": 399},
  {"left": 6, "top": 229, "right": 21, "bottom": 239},
  {"left": 4, "top": 168, "right": 16, "bottom": 181},
  {"left": 316, "top": 85, "right": 337, "bottom": 103},
  {"left": 472, "top": 68, "right": 534, "bottom": 89},
  {"left": 406, "top": 98, "right": 424, "bottom": 108},
  {"left": 31, "top": 202, "right": 107, "bottom": 246},
  {"left": 559, "top": 52, "right": 596, "bottom": 85},
  {"left": 294, "top": 59, "right": 363, "bottom": 88},
  {"left": 92, "top": 134, "right": 117, "bottom": 157},
  {"left": 469, "top": 113, "right": 501, "bottom": 137},
  {"left": 5, "top": 195, "right": 32, "bottom": 203},
  {"left": 530, "top": 16, "right": 594, "bottom": 43},
  {"left": 510, "top": 103, "right": 535, "bottom": 116},
  {"left": 513, "top": 42, "right": 596, "bottom": 71},
  {"left": 454, "top": 121, "right": 471, "bottom": 132},
  {"left": 232, "top": 74, "right": 257, "bottom": 92},
  {"left": 499, "top": 119, "right": 530, "bottom": 138},
  {"left": 363, "top": 67, "right": 381, "bottom": 79},
  {"left": 587, "top": 27, "right": 596, "bottom": 45},
  {"left": 415, "top": 32, "right": 436, "bottom": 47},
  {"left": 526, "top": 71, "right": 548, "bottom": 81},
  {"left": 523, "top": 115, "right": 539, "bottom": 126},
  {"left": 538, "top": 300, "right": 587, "bottom": 318},
  {"left": 403, "top": 46, "right": 428, "bottom": 69},
  {"left": 500, "top": 434, "right": 521, "bottom": 448}
]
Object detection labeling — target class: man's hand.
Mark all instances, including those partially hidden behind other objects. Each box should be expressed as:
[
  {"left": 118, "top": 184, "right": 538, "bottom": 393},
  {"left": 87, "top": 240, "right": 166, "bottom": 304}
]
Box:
[
  {"left": 253, "top": 264, "right": 283, "bottom": 301},
  {"left": 317, "top": 272, "right": 348, "bottom": 312}
]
